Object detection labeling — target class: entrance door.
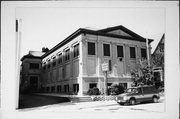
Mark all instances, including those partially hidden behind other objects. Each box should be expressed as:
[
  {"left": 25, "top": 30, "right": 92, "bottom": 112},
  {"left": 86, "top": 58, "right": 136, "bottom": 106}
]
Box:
[{"left": 29, "top": 76, "right": 38, "bottom": 92}]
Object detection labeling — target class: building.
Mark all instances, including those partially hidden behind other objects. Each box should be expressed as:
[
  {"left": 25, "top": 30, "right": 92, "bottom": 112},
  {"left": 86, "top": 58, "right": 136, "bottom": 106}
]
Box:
[
  {"left": 40, "top": 25, "right": 153, "bottom": 96},
  {"left": 152, "top": 34, "right": 165, "bottom": 82},
  {"left": 20, "top": 51, "right": 45, "bottom": 93}
]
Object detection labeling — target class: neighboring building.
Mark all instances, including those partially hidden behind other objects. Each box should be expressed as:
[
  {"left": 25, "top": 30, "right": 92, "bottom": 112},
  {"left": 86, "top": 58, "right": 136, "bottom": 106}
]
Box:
[
  {"left": 152, "top": 34, "right": 165, "bottom": 82},
  {"left": 40, "top": 25, "right": 153, "bottom": 96},
  {"left": 20, "top": 51, "right": 45, "bottom": 93}
]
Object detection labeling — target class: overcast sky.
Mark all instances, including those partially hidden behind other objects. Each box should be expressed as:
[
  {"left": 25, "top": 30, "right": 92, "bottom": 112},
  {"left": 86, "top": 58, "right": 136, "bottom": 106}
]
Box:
[{"left": 16, "top": 7, "right": 165, "bottom": 58}]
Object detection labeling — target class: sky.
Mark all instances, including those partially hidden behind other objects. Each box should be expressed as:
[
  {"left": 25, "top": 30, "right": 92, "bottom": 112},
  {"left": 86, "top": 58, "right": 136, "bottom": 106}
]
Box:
[{"left": 16, "top": 7, "right": 165, "bottom": 58}]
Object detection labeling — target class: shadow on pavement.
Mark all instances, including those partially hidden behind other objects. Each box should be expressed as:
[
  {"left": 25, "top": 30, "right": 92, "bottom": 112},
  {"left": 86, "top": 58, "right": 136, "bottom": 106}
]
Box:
[{"left": 18, "top": 94, "right": 71, "bottom": 109}]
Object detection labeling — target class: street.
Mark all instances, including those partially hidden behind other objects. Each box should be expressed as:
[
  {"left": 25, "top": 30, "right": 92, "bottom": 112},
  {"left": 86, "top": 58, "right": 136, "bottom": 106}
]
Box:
[{"left": 18, "top": 95, "right": 165, "bottom": 113}]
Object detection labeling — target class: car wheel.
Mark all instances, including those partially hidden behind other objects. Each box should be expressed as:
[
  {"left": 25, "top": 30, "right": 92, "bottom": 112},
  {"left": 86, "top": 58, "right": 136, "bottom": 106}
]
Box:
[
  {"left": 129, "top": 99, "right": 136, "bottom": 105},
  {"left": 152, "top": 97, "right": 158, "bottom": 103}
]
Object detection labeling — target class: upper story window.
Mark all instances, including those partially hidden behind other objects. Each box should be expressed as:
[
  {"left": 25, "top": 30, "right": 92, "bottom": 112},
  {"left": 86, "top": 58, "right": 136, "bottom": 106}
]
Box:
[
  {"left": 88, "top": 42, "right": 95, "bottom": 55},
  {"left": 117, "top": 45, "right": 124, "bottom": 57},
  {"left": 65, "top": 49, "right": 70, "bottom": 61},
  {"left": 73, "top": 43, "right": 79, "bottom": 58},
  {"left": 48, "top": 64, "right": 51, "bottom": 69},
  {"left": 130, "top": 47, "right": 136, "bottom": 58},
  {"left": 53, "top": 61, "right": 56, "bottom": 67},
  {"left": 52, "top": 56, "right": 56, "bottom": 67},
  {"left": 43, "top": 65, "right": 46, "bottom": 70},
  {"left": 29, "top": 63, "right": 39, "bottom": 69},
  {"left": 103, "top": 43, "right": 110, "bottom": 56},
  {"left": 47, "top": 59, "right": 51, "bottom": 69},
  {"left": 141, "top": 48, "right": 147, "bottom": 59},
  {"left": 58, "top": 53, "right": 63, "bottom": 64}
]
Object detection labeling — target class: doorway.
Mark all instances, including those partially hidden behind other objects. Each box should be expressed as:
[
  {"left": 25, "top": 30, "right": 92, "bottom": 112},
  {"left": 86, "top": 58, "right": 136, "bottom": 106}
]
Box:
[{"left": 29, "top": 76, "right": 38, "bottom": 92}]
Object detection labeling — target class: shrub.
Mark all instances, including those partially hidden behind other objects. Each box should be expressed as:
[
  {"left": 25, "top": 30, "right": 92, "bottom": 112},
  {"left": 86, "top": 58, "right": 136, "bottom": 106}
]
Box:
[
  {"left": 108, "top": 84, "right": 125, "bottom": 95},
  {"left": 87, "top": 87, "right": 100, "bottom": 95}
]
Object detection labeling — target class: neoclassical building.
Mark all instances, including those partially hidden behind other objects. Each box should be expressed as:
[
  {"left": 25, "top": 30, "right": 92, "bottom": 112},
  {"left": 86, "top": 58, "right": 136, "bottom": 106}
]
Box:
[{"left": 40, "top": 25, "right": 153, "bottom": 96}]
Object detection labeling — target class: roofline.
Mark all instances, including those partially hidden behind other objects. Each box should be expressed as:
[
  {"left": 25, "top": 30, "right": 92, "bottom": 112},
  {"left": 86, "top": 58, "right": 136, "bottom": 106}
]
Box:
[
  {"left": 81, "top": 28, "right": 153, "bottom": 43},
  {"left": 21, "top": 55, "right": 42, "bottom": 61},
  {"left": 41, "top": 28, "right": 82, "bottom": 58},
  {"left": 97, "top": 25, "right": 145, "bottom": 39},
  {"left": 42, "top": 28, "right": 153, "bottom": 59},
  {"left": 152, "top": 33, "right": 165, "bottom": 55}
]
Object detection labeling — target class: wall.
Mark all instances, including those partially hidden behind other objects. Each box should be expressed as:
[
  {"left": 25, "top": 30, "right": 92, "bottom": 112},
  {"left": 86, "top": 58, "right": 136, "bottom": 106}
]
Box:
[
  {"left": 81, "top": 34, "right": 149, "bottom": 93},
  {"left": 41, "top": 35, "right": 82, "bottom": 93}
]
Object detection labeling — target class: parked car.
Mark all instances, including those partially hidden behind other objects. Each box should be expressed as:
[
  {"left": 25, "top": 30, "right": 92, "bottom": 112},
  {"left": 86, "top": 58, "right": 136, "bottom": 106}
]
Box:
[{"left": 116, "top": 85, "right": 160, "bottom": 105}]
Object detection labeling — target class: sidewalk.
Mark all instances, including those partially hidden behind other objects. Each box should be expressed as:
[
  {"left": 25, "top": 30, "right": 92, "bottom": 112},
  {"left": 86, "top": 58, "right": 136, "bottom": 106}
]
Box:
[{"left": 34, "top": 93, "right": 93, "bottom": 103}]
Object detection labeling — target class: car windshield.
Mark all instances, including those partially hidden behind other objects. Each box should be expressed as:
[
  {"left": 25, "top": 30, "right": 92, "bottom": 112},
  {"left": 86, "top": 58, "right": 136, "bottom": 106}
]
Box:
[{"left": 125, "top": 88, "right": 137, "bottom": 93}]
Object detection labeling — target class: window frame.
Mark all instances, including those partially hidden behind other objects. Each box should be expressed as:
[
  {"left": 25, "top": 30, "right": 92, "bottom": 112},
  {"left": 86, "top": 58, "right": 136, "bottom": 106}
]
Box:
[
  {"left": 141, "top": 48, "right": 147, "bottom": 59},
  {"left": 87, "top": 42, "right": 96, "bottom": 56},
  {"left": 29, "top": 63, "right": 39, "bottom": 69},
  {"left": 117, "top": 45, "right": 124, "bottom": 58},
  {"left": 73, "top": 43, "right": 79, "bottom": 58},
  {"left": 64, "top": 48, "right": 70, "bottom": 62},
  {"left": 130, "top": 46, "right": 136, "bottom": 59},
  {"left": 103, "top": 43, "right": 111, "bottom": 57}
]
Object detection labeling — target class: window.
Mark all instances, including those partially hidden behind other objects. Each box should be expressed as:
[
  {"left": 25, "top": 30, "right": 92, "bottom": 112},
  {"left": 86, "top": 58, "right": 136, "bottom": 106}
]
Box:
[
  {"left": 73, "top": 43, "right": 79, "bottom": 58},
  {"left": 88, "top": 42, "right": 95, "bottom": 55},
  {"left": 43, "top": 65, "right": 46, "bottom": 70},
  {"left": 58, "top": 53, "right": 62, "bottom": 64},
  {"left": 29, "top": 63, "right": 39, "bottom": 69},
  {"left": 107, "top": 83, "right": 112, "bottom": 87},
  {"left": 130, "top": 47, "right": 136, "bottom": 58},
  {"left": 103, "top": 44, "right": 110, "bottom": 56},
  {"left": 117, "top": 45, "right": 124, "bottom": 57},
  {"left": 46, "top": 87, "right": 50, "bottom": 92},
  {"left": 53, "top": 61, "right": 56, "bottom": 67},
  {"left": 57, "top": 85, "right": 61, "bottom": 93},
  {"left": 65, "top": 49, "right": 70, "bottom": 61},
  {"left": 141, "top": 48, "right": 147, "bottom": 59},
  {"left": 89, "top": 83, "right": 97, "bottom": 89},
  {"left": 48, "top": 64, "right": 51, "bottom": 69},
  {"left": 119, "top": 83, "right": 127, "bottom": 90},
  {"left": 51, "top": 86, "right": 55, "bottom": 92},
  {"left": 73, "top": 84, "right": 79, "bottom": 93},
  {"left": 64, "top": 85, "right": 69, "bottom": 93}
]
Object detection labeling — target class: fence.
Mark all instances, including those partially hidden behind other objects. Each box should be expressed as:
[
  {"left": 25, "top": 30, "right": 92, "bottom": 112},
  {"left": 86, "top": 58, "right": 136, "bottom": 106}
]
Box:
[{"left": 91, "top": 95, "right": 117, "bottom": 101}]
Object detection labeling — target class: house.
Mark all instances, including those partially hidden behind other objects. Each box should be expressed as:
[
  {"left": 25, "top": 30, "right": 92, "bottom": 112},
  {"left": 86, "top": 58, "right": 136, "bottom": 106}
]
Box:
[
  {"left": 40, "top": 25, "right": 153, "bottom": 96},
  {"left": 20, "top": 51, "right": 45, "bottom": 93},
  {"left": 152, "top": 34, "right": 165, "bottom": 82}
]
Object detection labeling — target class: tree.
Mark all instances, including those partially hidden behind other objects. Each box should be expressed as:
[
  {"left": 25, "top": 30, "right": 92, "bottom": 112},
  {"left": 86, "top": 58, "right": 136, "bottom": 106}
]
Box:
[
  {"left": 151, "top": 53, "right": 164, "bottom": 69},
  {"left": 131, "top": 59, "right": 154, "bottom": 87}
]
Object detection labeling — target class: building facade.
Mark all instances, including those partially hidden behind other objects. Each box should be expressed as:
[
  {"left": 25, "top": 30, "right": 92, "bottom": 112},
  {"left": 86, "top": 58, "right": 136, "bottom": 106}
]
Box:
[
  {"left": 20, "top": 51, "right": 45, "bottom": 93},
  {"left": 152, "top": 34, "right": 165, "bottom": 82},
  {"left": 40, "top": 25, "right": 153, "bottom": 96}
]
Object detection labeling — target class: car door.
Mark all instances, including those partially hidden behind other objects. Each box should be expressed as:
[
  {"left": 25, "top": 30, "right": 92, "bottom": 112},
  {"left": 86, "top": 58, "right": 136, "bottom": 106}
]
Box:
[{"left": 135, "top": 87, "right": 144, "bottom": 103}]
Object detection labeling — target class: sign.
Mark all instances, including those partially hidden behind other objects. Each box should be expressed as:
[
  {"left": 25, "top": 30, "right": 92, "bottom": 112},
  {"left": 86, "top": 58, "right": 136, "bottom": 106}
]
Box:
[{"left": 101, "top": 62, "right": 109, "bottom": 71}]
